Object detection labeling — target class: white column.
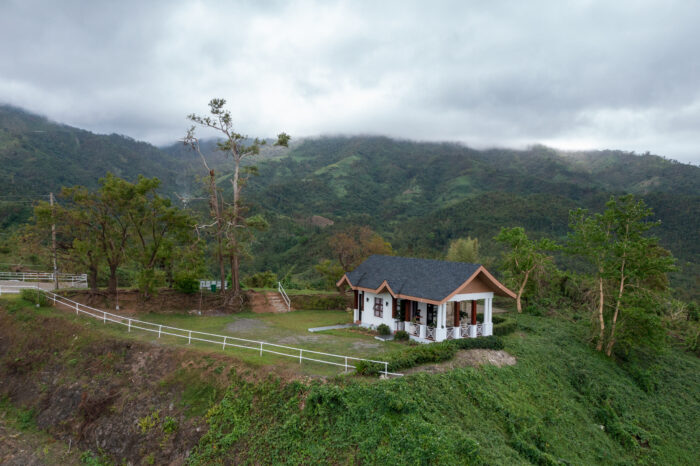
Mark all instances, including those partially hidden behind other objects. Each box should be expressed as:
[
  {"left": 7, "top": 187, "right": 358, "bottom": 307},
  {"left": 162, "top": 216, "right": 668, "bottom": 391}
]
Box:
[
  {"left": 436, "top": 303, "right": 446, "bottom": 341},
  {"left": 483, "top": 297, "right": 493, "bottom": 336}
]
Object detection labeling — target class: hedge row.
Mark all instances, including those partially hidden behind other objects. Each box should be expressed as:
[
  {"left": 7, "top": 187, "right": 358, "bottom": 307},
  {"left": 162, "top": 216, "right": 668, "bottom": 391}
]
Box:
[
  {"left": 493, "top": 316, "right": 518, "bottom": 336},
  {"left": 356, "top": 335, "right": 505, "bottom": 375}
]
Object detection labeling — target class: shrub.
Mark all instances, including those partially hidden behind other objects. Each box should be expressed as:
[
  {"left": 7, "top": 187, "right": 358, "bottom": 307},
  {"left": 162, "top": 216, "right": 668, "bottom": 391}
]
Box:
[
  {"left": 163, "top": 416, "right": 178, "bottom": 434},
  {"left": 174, "top": 274, "right": 199, "bottom": 294},
  {"left": 395, "top": 330, "right": 409, "bottom": 341},
  {"left": 493, "top": 316, "right": 517, "bottom": 336},
  {"left": 245, "top": 271, "right": 277, "bottom": 288},
  {"left": 453, "top": 335, "right": 504, "bottom": 351},
  {"left": 377, "top": 323, "right": 391, "bottom": 335},
  {"left": 355, "top": 336, "right": 506, "bottom": 375},
  {"left": 20, "top": 288, "right": 47, "bottom": 306}
]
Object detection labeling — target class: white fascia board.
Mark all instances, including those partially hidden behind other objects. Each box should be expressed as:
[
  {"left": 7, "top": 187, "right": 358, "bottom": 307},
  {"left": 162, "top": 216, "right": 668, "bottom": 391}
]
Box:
[{"left": 449, "top": 292, "right": 494, "bottom": 301}]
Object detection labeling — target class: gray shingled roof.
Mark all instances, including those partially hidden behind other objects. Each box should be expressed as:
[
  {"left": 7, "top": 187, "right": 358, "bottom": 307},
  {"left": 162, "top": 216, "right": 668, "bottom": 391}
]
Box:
[{"left": 345, "top": 255, "right": 481, "bottom": 302}]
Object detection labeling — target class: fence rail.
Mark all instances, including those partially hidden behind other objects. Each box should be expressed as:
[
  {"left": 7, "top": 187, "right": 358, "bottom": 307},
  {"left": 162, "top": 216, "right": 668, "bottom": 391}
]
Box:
[
  {"left": 0, "top": 284, "right": 400, "bottom": 377},
  {"left": 0, "top": 271, "right": 87, "bottom": 288}
]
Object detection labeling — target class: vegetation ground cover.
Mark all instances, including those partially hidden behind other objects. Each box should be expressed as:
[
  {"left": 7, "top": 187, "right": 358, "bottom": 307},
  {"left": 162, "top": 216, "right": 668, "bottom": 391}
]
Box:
[
  {"left": 190, "top": 313, "right": 700, "bottom": 465},
  {"left": 3, "top": 295, "right": 407, "bottom": 377}
]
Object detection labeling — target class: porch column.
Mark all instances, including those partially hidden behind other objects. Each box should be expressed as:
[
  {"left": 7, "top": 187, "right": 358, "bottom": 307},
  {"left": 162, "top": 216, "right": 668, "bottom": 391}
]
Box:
[
  {"left": 353, "top": 290, "right": 359, "bottom": 322},
  {"left": 436, "top": 303, "right": 446, "bottom": 341},
  {"left": 483, "top": 298, "right": 493, "bottom": 336},
  {"left": 454, "top": 301, "right": 460, "bottom": 327},
  {"left": 469, "top": 300, "right": 478, "bottom": 338}
]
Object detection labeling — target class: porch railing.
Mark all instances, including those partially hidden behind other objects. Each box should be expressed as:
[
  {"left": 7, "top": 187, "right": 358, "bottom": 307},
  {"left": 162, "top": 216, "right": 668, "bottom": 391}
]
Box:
[
  {"left": 425, "top": 326, "right": 435, "bottom": 340},
  {"left": 395, "top": 321, "right": 405, "bottom": 332},
  {"left": 445, "top": 327, "right": 456, "bottom": 340},
  {"left": 409, "top": 322, "right": 420, "bottom": 337}
]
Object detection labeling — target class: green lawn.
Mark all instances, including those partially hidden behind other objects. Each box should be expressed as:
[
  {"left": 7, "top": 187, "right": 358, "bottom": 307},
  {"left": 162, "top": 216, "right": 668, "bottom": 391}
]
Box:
[{"left": 1, "top": 295, "right": 405, "bottom": 377}]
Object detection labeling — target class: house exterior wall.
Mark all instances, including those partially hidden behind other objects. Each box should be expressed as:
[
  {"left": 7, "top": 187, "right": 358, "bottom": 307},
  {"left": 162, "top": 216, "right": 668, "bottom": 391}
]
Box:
[{"left": 359, "top": 291, "right": 395, "bottom": 329}]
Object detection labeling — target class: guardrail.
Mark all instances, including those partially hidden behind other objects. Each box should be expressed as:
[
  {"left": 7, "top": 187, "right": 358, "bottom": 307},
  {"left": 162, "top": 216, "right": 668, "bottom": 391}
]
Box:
[
  {"left": 277, "top": 281, "right": 291, "bottom": 311},
  {"left": 0, "top": 284, "right": 400, "bottom": 377},
  {"left": 0, "top": 271, "right": 88, "bottom": 288}
]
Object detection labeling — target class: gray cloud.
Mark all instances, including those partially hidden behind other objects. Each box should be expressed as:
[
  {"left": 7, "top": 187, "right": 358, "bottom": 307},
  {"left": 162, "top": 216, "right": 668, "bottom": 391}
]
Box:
[{"left": 1, "top": 0, "right": 698, "bottom": 163}]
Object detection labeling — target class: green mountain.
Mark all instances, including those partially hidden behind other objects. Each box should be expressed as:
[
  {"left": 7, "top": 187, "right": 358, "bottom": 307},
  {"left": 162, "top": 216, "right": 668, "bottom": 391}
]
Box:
[
  {"left": 199, "top": 136, "right": 696, "bottom": 298},
  {"left": 2, "top": 107, "right": 698, "bottom": 298}
]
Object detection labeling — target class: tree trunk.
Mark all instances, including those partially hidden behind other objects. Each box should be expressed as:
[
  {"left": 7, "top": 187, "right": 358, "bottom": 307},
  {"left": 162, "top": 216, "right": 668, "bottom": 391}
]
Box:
[
  {"left": 516, "top": 268, "right": 532, "bottom": 313},
  {"left": 232, "top": 253, "right": 240, "bottom": 294},
  {"left": 88, "top": 266, "right": 99, "bottom": 293},
  {"left": 216, "top": 232, "right": 225, "bottom": 293},
  {"left": 606, "top": 274, "right": 625, "bottom": 356},
  {"left": 596, "top": 276, "right": 605, "bottom": 351},
  {"left": 107, "top": 264, "right": 118, "bottom": 295}
]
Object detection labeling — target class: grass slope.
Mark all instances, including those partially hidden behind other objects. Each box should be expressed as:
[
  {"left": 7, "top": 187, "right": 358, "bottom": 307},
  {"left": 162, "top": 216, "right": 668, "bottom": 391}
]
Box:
[{"left": 192, "top": 314, "right": 700, "bottom": 465}]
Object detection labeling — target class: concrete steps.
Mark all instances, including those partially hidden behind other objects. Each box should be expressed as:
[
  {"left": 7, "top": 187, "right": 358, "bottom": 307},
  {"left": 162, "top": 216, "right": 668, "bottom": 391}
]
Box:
[{"left": 248, "top": 291, "right": 292, "bottom": 313}]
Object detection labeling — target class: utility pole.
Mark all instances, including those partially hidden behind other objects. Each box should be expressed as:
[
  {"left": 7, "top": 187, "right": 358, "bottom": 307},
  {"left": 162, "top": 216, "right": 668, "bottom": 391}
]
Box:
[{"left": 50, "top": 192, "right": 58, "bottom": 290}]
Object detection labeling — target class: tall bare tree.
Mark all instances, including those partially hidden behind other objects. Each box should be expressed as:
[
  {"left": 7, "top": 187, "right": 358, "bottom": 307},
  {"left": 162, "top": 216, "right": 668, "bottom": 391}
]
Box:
[{"left": 183, "top": 98, "right": 289, "bottom": 309}]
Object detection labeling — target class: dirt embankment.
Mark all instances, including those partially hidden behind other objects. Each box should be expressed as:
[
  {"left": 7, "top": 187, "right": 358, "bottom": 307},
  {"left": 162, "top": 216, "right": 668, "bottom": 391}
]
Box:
[
  {"left": 60, "top": 289, "right": 351, "bottom": 315},
  {"left": 0, "top": 299, "right": 274, "bottom": 465},
  {"left": 59, "top": 288, "right": 225, "bottom": 314}
]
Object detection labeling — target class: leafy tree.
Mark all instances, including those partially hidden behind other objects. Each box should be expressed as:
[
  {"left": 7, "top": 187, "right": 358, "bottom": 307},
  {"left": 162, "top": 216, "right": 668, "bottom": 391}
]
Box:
[
  {"left": 35, "top": 174, "right": 196, "bottom": 297},
  {"left": 568, "top": 208, "right": 615, "bottom": 350},
  {"left": 601, "top": 196, "right": 676, "bottom": 356},
  {"left": 494, "top": 227, "right": 558, "bottom": 313},
  {"left": 315, "top": 259, "right": 345, "bottom": 290},
  {"left": 124, "top": 176, "right": 195, "bottom": 297},
  {"left": 329, "top": 226, "right": 393, "bottom": 272},
  {"left": 446, "top": 236, "right": 479, "bottom": 263},
  {"left": 568, "top": 195, "right": 676, "bottom": 355},
  {"left": 183, "top": 98, "right": 289, "bottom": 309}
]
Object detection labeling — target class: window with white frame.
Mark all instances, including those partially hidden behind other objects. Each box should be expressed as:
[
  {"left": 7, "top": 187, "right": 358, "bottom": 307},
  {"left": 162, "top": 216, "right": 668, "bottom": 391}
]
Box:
[{"left": 373, "top": 297, "right": 383, "bottom": 317}]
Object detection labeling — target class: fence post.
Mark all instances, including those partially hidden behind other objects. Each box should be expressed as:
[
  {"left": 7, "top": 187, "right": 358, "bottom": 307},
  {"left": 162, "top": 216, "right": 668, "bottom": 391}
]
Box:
[
  {"left": 128, "top": 319, "right": 131, "bottom": 332},
  {"left": 188, "top": 331, "right": 191, "bottom": 344},
  {"left": 103, "top": 312, "right": 106, "bottom": 324},
  {"left": 345, "top": 357, "right": 348, "bottom": 372},
  {"left": 259, "top": 341, "right": 263, "bottom": 356},
  {"left": 159, "top": 325, "right": 162, "bottom": 338},
  {"left": 75, "top": 303, "right": 79, "bottom": 315},
  {"left": 222, "top": 336, "right": 226, "bottom": 350},
  {"left": 299, "top": 349, "right": 303, "bottom": 364},
  {"left": 384, "top": 362, "right": 388, "bottom": 377}
]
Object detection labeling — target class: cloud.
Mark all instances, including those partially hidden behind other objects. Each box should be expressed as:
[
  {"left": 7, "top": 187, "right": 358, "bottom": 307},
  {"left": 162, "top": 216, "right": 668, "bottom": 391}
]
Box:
[{"left": 0, "top": 0, "right": 698, "bottom": 163}]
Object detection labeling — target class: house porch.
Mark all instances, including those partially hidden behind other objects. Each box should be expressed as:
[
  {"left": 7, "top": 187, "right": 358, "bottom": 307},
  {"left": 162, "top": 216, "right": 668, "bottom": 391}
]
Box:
[{"left": 352, "top": 290, "right": 494, "bottom": 343}]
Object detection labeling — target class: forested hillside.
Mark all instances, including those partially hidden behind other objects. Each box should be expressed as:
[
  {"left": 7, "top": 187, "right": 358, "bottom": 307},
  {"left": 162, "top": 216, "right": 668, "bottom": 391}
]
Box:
[
  {"left": 2, "top": 107, "right": 698, "bottom": 298},
  {"left": 0, "top": 106, "right": 198, "bottom": 231},
  {"left": 200, "top": 136, "right": 698, "bottom": 298}
]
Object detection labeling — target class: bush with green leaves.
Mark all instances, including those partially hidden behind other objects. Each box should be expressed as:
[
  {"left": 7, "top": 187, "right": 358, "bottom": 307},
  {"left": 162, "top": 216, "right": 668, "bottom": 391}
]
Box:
[
  {"left": 355, "top": 336, "right": 505, "bottom": 375},
  {"left": 493, "top": 316, "right": 517, "bottom": 336},
  {"left": 245, "top": 271, "right": 278, "bottom": 288},
  {"left": 377, "top": 323, "right": 391, "bottom": 335},
  {"left": 19, "top": 288, "right": 47, "bottom": 306},
  {"left": 173, "top": 273, "right": 199, "bottom": 294},
  {"left": 394, "top": 330, "right": 409, "bottom": 341}
]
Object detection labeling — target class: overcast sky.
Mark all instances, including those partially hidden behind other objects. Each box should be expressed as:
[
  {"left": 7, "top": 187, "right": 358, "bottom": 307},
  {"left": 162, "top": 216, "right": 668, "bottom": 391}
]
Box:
[{"left": 1, "top": 0, "right": 699, "bottom": 164}]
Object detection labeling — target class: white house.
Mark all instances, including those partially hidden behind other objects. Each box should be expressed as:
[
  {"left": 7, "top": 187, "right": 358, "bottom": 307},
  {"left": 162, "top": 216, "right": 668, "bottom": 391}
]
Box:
[{"left": 337, "top": 255, "right": 515, "bottom": 343}]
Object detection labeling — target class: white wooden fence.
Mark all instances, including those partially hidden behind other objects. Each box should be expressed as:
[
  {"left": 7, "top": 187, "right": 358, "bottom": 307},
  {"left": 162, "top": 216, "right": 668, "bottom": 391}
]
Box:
[
  {"left": 0, "top": 271, "right": 87, "bottom": 288},
  {"left": 0, "top": 284, "right": 400, "bottom": 377}
]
